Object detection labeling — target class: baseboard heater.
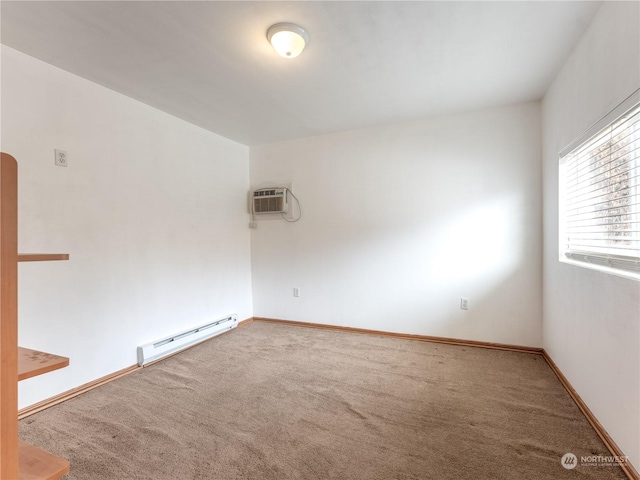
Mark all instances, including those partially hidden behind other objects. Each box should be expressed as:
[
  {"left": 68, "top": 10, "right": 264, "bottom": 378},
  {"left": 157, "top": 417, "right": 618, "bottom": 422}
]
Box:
[{"left": 137, "top": 314, "right": 238, "bottom": 366}]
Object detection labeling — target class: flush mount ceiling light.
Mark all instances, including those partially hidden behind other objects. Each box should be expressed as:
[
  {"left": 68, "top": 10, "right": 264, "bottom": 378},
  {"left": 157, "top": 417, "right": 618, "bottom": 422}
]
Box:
[{"left": 267, "top": 23, "right": 309, "bottom": 58}]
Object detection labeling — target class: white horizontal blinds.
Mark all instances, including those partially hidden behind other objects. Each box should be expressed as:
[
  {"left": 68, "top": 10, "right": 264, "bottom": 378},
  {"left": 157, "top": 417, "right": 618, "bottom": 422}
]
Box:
[{"left": 562, "top": 102, "right": 640, "bottom": 273}]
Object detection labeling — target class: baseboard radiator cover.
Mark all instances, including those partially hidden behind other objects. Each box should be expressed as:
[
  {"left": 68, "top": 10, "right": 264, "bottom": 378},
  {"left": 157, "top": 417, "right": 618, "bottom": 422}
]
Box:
[{"left": 137, "top": 314, "right": 238, "bottom": 366}]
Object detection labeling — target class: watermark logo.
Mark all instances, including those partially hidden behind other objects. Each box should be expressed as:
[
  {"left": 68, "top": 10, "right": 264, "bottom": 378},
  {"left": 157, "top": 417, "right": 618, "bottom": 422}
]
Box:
[
  {"left": 561, "top": 453, "right": 577, "bottom": 470},
  {"left": 580, "top": 455, "right": 629, "bottom": 468},
  {"left": 561, "top": 452, "right": 629, "bottom": 469}
]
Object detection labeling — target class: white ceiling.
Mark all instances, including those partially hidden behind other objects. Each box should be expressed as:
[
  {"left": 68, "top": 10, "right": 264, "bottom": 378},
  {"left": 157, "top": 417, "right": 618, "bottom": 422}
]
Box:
[{"left": 1, "top": 1, "right": 602, "bottom": 146}]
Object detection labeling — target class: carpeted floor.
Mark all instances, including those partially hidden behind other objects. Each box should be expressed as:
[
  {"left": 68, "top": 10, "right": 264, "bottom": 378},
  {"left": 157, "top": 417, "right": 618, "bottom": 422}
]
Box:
[{"left": 20, "top": 321, "right": 626, "bottom": 479}]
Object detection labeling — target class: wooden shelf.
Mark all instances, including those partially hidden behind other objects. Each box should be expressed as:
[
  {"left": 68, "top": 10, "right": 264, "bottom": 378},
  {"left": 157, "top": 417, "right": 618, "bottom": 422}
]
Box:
[
  {"left": 2, "top": 154, "right": 72, "bottom": 479},
  {"left": 18, "top": 254, "right": 69, "bottom": 263},
  {"left": 19, "top": 441, "right": 69, "bottom": 480},
  {"left": 18, "top": 348, "right": 69, "bottom": 382}
]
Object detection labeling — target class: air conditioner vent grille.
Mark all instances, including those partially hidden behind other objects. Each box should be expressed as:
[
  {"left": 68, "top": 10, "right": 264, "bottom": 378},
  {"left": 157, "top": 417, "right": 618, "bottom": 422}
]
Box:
[
  {"left": 254, "top": 196, "right": 284, "bottom": 213},
  {"left": 254, "top": 189, "right": 278, "bottom": 197},
  {"left": 252, "top": 187, "right": 288, "bottom": 214}
]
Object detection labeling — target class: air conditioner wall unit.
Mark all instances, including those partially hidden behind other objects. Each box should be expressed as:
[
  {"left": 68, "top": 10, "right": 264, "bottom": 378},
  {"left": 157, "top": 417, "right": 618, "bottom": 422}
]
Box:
[{"left": 252, "top": 187, "right": 288, "bottom": 214}]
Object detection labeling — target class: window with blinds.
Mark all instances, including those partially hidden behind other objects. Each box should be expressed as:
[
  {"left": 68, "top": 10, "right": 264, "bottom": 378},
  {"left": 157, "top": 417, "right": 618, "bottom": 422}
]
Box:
[{"left": 559, "top": 91, "right": 640, "bottom": 278}]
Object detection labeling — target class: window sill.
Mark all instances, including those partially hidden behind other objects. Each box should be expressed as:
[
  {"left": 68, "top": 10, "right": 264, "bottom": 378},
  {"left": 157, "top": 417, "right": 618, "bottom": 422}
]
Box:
[{"left": 559, "top": 256, "right": 640, "bottom": 282}]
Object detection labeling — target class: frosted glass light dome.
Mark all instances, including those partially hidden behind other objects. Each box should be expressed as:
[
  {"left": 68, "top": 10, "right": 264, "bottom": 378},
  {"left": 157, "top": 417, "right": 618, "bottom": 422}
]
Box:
[{"left": 267, "top": 23, "right": 309, "bottom": 58}]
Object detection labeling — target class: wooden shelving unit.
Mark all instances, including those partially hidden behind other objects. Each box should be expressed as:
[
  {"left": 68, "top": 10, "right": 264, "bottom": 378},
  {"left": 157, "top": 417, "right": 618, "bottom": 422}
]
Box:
[
  {"left": 1, "top": 153, "right": 70, "bottom": 479},
  {"left": 18, "top": 441, "right": 69, "bottom": 480},
  {"left": 18, "top": 254, "right": 69, "bottom": 263},
  {"left": 18, "top": 348, "right": 69, "bottom": 382}
]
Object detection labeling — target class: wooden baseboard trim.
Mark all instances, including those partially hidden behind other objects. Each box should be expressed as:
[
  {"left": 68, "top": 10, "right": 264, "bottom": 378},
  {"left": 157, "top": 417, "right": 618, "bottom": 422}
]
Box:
[
  {"left": 542, "top": 351, "right": 638, "bottom": 480},
  {"left": 18, "top": 317, "right": 254, "bottom": 419},
  {"left": 18, "top": 315, "right": 636, "bottom": 479},
  {"left": 254, "top": 317, "right": 636, "bottom": 478},
  {"left": 18, "top": 364, "right": 140, "bottom": 420},
  {"left": 238, "top": 317, "right": 254, "bottom": 327},
  {"left": 252, "top": 317, "right": 543, "bottom": 354}
]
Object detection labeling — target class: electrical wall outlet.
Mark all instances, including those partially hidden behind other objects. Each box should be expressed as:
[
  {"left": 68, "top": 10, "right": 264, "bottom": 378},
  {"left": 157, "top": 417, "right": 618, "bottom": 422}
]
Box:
[
  {"left": 460, "top": 298, "right": 469, "bottom": 310},
  {"left": 54, "top": 149, "right": 68, "bottom": 167},
  {"left": 293, "top": 287, "right": 300, "bottom": 297}
]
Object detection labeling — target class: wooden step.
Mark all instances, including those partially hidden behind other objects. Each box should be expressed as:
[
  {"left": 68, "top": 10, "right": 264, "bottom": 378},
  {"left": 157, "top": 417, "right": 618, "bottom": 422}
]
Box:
[
  {"left": 19, "top": 441, "right": 69, "bottom": 480},
  {"left": 18, "top": 348, "right": 69, "bottom": 381},
  {"left": 18, "top": 254, "right": 69, "bottom": 262}
]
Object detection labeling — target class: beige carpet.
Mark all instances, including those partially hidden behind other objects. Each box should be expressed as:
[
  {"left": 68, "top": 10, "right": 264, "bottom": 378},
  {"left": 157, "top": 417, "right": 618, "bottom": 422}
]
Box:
[{"left": 20, "top": 321, "right": 626, "bottom": 479}]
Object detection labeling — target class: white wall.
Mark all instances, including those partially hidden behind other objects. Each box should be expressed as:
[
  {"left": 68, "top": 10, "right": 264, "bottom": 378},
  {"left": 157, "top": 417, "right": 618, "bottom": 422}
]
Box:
[
  {"left": 542, "top": 1, "right": 640, "bottom": 469},
  {"left": 1, "top": 46, "right": 253, "bottom": 408},
  {"left": 3, "top": 3, "right": 635, "bottom": 467},
  {"left": 250, "top": 102, "right": 542, "bottom": 347}
]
